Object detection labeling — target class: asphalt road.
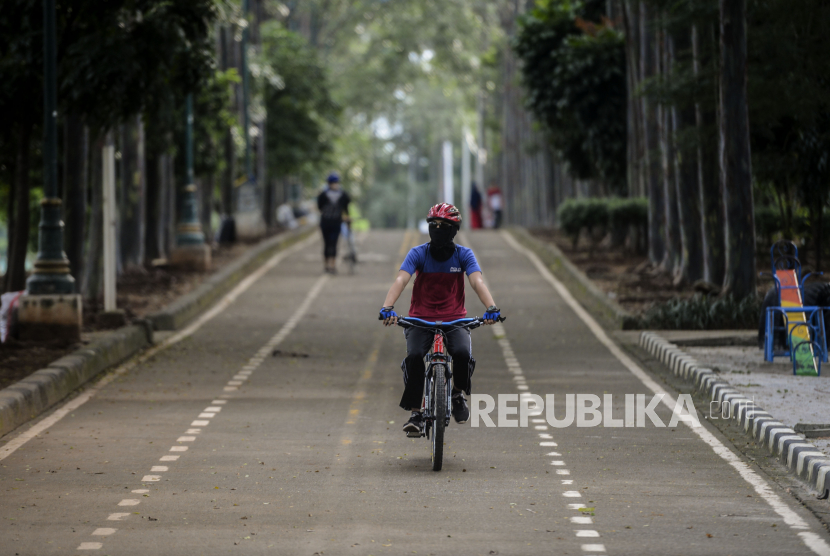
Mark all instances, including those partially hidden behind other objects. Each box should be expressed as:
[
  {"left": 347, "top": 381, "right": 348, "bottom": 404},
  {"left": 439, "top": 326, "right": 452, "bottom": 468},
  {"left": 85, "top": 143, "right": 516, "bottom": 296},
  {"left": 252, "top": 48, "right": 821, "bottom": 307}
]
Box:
[{"left": 1, "top": 229, "right": 829, "bottom": 556}]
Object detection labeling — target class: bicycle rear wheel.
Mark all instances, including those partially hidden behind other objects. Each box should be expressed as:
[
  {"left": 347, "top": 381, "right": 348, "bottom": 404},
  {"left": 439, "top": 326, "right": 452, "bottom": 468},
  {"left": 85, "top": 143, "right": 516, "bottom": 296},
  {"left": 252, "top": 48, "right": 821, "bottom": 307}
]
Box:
[{"left": 431, "top": 365, "right": 447, "bottom": 471}]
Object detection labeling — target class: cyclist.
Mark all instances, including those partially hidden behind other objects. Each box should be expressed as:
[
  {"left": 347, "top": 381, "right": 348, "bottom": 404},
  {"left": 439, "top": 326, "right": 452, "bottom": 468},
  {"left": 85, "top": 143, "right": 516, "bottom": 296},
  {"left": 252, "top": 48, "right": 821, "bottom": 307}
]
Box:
[
  {"left": 379, "top": 203, "right": 501, "bottom": 436},
  {"left": 317, "top": 173, "right": 351, "bottom": 274}
]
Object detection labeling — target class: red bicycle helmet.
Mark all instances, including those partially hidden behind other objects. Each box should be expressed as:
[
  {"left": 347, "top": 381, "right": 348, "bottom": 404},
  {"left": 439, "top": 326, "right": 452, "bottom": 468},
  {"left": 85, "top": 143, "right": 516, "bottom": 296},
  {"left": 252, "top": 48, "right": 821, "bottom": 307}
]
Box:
[{"left": 427, "top": 203, "right": 462, "bottom": 227}]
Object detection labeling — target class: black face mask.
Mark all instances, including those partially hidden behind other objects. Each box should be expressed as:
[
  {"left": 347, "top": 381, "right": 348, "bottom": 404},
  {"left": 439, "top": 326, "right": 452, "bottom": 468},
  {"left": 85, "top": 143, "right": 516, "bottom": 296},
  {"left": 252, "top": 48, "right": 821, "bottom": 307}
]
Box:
[{"left": 428, "top": 225, "right": 457, "bottom": 262}]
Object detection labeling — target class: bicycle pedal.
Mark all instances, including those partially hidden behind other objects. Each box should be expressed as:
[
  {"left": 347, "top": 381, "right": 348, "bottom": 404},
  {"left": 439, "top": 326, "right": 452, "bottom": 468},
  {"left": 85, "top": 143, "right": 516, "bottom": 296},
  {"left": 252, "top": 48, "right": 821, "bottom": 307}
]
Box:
[{"left": 406, "top": 429, "right": 423, "bottom": 438}]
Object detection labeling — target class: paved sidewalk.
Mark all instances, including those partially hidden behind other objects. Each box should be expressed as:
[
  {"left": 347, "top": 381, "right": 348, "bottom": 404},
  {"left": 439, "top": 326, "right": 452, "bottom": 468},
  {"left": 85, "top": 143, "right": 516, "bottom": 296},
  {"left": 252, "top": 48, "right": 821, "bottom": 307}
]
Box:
[{"left": 649, "top": 330, "right": 830, "bottom": 458}]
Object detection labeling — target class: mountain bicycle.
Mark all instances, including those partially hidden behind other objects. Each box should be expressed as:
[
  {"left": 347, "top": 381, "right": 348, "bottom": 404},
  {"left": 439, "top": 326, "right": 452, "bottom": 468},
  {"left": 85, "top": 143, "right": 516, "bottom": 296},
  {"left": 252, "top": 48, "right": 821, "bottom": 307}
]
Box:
[{"left": 396, "top": 316, "right": 506, "bottom": 471}]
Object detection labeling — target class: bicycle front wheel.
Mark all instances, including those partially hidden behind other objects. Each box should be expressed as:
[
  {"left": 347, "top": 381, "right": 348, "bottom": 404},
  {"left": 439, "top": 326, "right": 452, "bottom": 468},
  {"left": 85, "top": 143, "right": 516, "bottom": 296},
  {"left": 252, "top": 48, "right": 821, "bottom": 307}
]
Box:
[{"left": 431, "top": 364, "right": 447, "bottom": 471}]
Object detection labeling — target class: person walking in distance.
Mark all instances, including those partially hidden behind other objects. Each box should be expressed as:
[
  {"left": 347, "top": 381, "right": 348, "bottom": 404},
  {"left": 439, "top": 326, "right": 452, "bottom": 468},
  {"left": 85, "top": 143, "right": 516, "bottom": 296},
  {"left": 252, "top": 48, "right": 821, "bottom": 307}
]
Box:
[
  {"left": 317, "top": 173, "right": 351, "bottom": 274},
  {"left": 487, "top": 183, "right": 503, "bottom": 229},
  {"left": 379, "top": 203, "right": 502, "bottom": 436},
  {"left": 470, "top": 182, "right": 483, "bottom": 229}
]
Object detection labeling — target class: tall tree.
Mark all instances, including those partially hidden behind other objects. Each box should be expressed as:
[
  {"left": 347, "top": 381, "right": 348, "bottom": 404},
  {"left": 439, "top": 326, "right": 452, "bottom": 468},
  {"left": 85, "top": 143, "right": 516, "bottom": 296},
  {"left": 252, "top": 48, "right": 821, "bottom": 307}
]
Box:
[
  {"left": 719, "top": 0, "right": 755, "bottom": 298},
  {"left": 692, "top": 21, "right": 724, "bottom": 285}
]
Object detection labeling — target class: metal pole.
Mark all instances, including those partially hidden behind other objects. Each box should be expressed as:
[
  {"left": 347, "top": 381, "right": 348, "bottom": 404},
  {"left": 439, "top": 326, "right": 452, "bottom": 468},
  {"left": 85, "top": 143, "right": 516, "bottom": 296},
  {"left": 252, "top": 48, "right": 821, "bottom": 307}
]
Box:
[
  {"left": 442, "top": 141, "right": 454, "bottom": 206},
  {"left": 407, "top": 148, "right": 416, "bottom": 230},
  {"left": 26, "top": 0, "right": 74, "bottom": 295},
  {"left": 176, "top": 94, "right": 206, "bottom": 246},
  {"left": 461, "top": 129, "right": 471, "bottom": 230},
  {"left": 476, "top": 92, "right": 485, "bottom": 191}
]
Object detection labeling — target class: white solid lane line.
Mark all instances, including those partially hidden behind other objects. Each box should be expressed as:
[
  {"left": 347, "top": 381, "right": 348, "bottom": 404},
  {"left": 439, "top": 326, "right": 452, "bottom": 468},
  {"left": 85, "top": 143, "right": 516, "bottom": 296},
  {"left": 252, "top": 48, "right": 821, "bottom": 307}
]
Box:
[
  {"left": 0, "top": 232, "right": 317, "bottom": 462},
  {"left": 502, "top": 229, "right": 830, "bottom": 554}
]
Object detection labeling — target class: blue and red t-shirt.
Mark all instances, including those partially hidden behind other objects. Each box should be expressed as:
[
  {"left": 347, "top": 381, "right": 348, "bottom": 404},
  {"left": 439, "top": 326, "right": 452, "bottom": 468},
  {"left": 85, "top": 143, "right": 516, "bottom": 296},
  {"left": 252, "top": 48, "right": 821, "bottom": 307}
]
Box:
[{"left": 400, "top": 243, "right": 482, "bottom": 321}]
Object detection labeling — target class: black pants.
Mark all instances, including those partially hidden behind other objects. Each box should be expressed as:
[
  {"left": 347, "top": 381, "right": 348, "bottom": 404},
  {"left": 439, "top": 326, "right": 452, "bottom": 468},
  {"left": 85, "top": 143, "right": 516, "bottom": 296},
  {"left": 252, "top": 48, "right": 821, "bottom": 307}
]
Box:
[
  {"left": 320, "top": 221, "right": 341, "bottom": 259},
  {"left": 400, "top": 327, "right": 474, "bottom": 410},
  {"left": 493, "top": 210, "right": 503, "bottom": 229}
]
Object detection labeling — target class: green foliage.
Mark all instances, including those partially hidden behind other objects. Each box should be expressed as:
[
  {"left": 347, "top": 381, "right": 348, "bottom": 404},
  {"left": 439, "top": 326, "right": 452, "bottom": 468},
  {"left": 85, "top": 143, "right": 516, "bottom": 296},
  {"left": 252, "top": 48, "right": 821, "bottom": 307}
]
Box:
[
  {"left": 514, "top": 0, "right": 626, "bottom": 191},
  {"left": 557, "top": 197, "right": 609, "bottom": 248},
  {"left": 633, "top": 293, "right": 760, "bottom": 330},
  {"left": 557, "top": 197, "right": 647, "bottom": 249},
  {"left": 260, "top": 23, "right": 340, "bottom": 182},
  {"left": 608, "top": 197, "right": 648, "bottom": 232}
]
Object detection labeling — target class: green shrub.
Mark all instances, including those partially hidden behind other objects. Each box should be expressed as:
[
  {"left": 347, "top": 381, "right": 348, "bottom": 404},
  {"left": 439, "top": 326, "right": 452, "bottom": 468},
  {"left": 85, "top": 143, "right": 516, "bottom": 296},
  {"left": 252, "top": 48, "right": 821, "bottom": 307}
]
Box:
[
  {"left": 633, "top": 294, "right": 760, "bottom": 330},
  {"left": 558, "top": 197, "right": 645, "bottom": 250},
  {"left": 557, "top": 198, "right": 586, "bottom": 249},
  {"left": 609, "top": 197, "right": 647, "bottom": 251},
  {"left": 609, "top": 197, "right": 648, "bottom": 230}
]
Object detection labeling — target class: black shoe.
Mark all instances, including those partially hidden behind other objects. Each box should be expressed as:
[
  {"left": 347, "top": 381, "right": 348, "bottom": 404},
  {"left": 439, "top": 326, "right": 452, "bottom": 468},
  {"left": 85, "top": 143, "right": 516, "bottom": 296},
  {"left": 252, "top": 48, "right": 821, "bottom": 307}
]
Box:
[
  {"left": 403, "top": 411, "right": 424, "bottom": 437},
  {"left": 452, "top": 391, "right": 470, "bottom": 424}
]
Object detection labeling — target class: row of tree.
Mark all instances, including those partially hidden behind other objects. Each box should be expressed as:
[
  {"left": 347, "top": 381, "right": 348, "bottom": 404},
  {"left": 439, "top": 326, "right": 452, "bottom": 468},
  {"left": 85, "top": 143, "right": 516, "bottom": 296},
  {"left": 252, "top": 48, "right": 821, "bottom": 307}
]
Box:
[
  {"left": 510, "top": 0, "right": 830, "bottom": 299},
  {"left": 1, "top": 0, "right": 338, "bottom": 299}
]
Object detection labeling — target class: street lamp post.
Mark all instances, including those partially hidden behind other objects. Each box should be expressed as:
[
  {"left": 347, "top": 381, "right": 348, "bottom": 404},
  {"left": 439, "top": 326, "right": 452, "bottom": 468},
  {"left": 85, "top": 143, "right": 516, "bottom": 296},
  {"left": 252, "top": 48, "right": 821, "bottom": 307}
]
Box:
[
  {"left": 170, "top": 94, "right": 211, "bottom": 270},
  {"left": 176, "top": 94, "right": 206, "bottom": 246},
  {"left": 25, "top": 0, "right": 74, "bottom": 296},
  {"left": 18, "top": 0, "right": 82, "bottom": 342}
]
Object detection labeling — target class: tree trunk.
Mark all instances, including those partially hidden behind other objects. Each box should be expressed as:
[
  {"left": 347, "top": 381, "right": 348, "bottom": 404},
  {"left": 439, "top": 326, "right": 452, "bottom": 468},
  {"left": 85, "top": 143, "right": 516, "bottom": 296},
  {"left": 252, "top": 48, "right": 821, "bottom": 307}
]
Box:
[
  {"left": 693, "top": 24, "right": 726, "bottom": 285},
  {"left": 83, "top": 135, "right": 104, "bottom": 301},
  {"left": 200, "top": 174, "right": 214, "bottom": 241},
  {"left": 642, "top": 4, "right": 664, "bottom": 263},
  {"left": 719, "top": 0, "right": 756, "bottom": 298},
  {"left": 622, "top": 1, "right": 645, "bottom": 197},
  {"left": 672, "top": 29, "right": 704, "bottom": 284},
  {"left": 166, "top": 152, "right": 177, "bottom": 255},
  {"left": 673, "top": 104, "right": 704, "bottom": 284},
  {"left": 119, "top": 119, "right": 145, "bottom": 270},
  {"left": 219, "top": 25, "right": 235, "bottom": 218},
  {"left": 660, "top": 24, "right": 682, "bottom": 278},
  {"left": 135, "top": 116, "right": 146, "bottom": 266},
  {"left": 6, "top": 119, "right": 33, "bottom": 293},
  {"left": 145, "top": 147, "right": 162, "bottom": 262},
  {"left": 63, "top": 114, "right": 88, "bottom": 290}
]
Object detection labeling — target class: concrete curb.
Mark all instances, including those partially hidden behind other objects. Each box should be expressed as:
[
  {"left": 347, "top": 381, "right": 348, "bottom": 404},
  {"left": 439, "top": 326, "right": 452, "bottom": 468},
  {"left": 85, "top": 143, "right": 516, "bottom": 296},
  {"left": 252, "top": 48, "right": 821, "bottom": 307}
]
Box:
[
  {"left": 0, "top": 225, "right": 315, "bottom": 439},
  {"left": 0, "top": 323, "right": 151, "bottom": 438},
  {"left": 508, "top": 227, "right": 635, "bottom": 329},
  {"left": 639, "top": 330, "right": 830, "bottom": 499},
  {"left": 148, "top": 225, "right": 315, "bottom": 331}
]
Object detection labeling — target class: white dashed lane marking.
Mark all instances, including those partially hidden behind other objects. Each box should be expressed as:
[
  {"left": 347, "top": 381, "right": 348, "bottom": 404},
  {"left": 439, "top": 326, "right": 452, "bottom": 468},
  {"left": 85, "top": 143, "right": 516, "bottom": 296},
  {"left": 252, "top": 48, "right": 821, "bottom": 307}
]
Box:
[
  {"left": 79, "top": 267, "right": 331, "bottom": 553},
  {"left": 489, "top": 319, "right": 605, "bottom": 553}
]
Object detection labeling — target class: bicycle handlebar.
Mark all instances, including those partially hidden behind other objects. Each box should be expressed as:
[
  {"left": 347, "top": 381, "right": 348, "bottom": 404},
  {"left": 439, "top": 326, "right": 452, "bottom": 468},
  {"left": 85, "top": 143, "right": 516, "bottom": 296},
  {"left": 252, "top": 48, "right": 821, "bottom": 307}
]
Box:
[{"left": 391, "top": 315, "right": 506, "bottom": 331}]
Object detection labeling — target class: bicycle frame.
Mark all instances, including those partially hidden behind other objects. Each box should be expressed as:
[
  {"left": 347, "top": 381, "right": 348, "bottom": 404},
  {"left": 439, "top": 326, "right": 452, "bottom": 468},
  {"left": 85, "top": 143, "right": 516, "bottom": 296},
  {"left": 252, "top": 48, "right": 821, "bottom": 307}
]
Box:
[{"left": 398, "top": 317, "right": 483, "bottom": 438}]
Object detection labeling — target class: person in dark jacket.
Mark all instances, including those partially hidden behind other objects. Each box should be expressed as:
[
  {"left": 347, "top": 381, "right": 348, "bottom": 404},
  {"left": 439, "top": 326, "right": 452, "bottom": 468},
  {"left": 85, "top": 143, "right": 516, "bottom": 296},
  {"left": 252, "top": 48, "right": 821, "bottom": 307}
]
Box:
[
  {"left": 317, "top": 173, "right": 351, "bottom": 274},
  {"left": 470, "top": 182, "right": 483, "bottom": 229}
]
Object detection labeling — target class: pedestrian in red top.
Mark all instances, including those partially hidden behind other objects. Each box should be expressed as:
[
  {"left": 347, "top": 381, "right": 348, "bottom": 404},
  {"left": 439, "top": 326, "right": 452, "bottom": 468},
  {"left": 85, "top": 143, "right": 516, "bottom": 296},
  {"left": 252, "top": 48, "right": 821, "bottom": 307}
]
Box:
[{"left": 487, "top": 184, "right": 503, "bottom": 229}]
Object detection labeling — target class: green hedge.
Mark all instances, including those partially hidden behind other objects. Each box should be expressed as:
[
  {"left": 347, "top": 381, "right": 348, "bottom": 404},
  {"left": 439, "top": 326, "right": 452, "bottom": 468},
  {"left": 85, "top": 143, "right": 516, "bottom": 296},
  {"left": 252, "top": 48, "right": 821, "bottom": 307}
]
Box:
[
  {"left": 557, "top": 197, "right": 647, "bottom": 251},
  {"left": 631, "top": 293, "right": 760, "bottom": 330}
]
